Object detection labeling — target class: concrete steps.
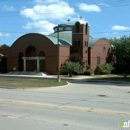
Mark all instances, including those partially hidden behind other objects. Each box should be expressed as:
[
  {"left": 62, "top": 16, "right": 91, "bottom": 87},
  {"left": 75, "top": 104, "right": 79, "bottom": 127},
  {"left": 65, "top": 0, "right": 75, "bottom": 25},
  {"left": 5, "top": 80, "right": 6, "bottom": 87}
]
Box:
[{"left": 7, "top": 71, "right": 48, "bottom": 76}]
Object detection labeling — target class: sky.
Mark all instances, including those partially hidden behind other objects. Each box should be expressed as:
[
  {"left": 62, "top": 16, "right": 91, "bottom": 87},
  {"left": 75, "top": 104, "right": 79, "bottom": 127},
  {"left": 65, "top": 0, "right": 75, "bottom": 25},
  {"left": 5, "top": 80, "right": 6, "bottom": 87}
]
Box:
[{"left": 0, "top": 0, "right": 130, "bottom": 46}]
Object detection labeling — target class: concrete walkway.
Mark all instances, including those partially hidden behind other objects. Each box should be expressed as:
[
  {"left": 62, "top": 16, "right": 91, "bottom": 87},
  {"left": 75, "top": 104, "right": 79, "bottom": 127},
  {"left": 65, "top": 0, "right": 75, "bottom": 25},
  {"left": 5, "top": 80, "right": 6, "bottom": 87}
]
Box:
[{"left": 0, "top": 73, "right": 130, "bottom": 85}]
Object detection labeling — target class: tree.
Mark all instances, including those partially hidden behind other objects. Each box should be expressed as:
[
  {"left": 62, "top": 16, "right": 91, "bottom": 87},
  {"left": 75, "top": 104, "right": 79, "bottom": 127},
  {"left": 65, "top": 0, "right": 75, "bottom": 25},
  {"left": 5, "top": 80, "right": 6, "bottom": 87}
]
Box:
[
  {"left": 69, "top": 52, "right": 85, "bottom": 68},
  {"left": 110, "top": 36, "right": 130, "bottom": 77},
  {"left": 60, "top": 61, "right": 82, "bottom": 77}
]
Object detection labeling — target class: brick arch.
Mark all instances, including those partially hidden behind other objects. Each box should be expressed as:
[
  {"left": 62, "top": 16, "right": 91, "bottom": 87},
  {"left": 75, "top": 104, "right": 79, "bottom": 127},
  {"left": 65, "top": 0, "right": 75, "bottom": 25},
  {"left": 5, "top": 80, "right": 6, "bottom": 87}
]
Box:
[
  {"left": 39, "top": 51, "right": 45, "bottom": 57},
  {"left": 11, "top": 33, "right": 55, "bottom": 49}
]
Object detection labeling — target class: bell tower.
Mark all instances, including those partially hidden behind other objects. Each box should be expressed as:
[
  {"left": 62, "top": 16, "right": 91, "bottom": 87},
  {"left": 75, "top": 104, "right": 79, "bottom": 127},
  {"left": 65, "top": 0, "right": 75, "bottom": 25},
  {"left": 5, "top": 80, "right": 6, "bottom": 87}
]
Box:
[{"left": 71, "top": 20, "right": 90, "bottom": 71}]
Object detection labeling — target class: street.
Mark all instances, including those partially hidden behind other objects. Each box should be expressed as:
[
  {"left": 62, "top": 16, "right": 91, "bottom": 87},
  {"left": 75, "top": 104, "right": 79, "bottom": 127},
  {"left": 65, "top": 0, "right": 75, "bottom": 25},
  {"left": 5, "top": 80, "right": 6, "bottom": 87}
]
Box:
[{"left": 0, "top": 80, "right": 130, "bottom": 130}]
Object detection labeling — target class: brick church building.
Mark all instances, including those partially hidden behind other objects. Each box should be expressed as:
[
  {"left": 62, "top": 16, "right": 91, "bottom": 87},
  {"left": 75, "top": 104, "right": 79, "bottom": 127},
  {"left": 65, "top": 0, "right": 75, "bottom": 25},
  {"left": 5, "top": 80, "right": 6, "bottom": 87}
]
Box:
[{"left": 0, "top": 21, "right": 111, "bottom": 74}]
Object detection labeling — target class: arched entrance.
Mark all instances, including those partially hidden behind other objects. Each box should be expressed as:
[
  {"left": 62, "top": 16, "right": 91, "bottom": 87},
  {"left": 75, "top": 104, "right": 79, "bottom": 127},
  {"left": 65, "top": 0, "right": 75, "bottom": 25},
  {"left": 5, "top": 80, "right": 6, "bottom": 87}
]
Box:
[
  {"left": 0, "top": 53, "right": 7, "bottom": 73},
  {"left": 26, "top": 46, "right": 37, "bottom": 71},
  {"left": 22, "top": 46, "right": 45, "bottom": 72}
]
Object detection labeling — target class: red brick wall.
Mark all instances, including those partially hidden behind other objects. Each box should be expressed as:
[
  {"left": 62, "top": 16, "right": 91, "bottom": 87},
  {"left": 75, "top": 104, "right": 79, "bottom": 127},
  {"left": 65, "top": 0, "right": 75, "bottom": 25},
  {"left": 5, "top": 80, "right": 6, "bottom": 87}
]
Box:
[
  {"left": 90, "top": 38, "right": 111, "bottom": 70},
  {"left": 6, "top": 33, "right": 70, "bottom": 74},
  {"left": 59, "top": 45, "right": 70, "bottom": 65},
  {"left": 7, "top": 33, "right": 59, "bottom": 74}
]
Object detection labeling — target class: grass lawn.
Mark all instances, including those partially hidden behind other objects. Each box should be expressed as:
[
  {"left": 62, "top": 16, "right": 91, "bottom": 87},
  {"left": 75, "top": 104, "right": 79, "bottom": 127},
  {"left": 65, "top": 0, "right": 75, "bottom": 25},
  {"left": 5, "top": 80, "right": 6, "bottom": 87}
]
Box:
[
  {"left": 87, "top": 75, "right": 130, "bottom": 82},
  {"left": 0, "top": 77, "right": 67, "bottom": 89}
]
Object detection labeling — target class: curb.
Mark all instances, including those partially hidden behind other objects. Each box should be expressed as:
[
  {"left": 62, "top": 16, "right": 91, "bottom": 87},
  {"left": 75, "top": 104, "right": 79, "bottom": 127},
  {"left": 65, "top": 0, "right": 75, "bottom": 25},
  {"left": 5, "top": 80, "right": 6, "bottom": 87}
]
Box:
[{"left": 86, "top": 80, "right": 130, "bottom": 85}]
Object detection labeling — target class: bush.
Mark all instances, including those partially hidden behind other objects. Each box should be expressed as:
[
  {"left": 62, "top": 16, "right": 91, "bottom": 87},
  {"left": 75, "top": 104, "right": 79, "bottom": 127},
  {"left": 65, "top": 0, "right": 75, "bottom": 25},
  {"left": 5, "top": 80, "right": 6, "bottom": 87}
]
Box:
[
  {"left": 95, "top": 63, "right": 114, "bottom": 75},
  {"left": 84, "top": 65, "right": 94, "bottom": 75},
  {"left": 95, "top": 65, "right": 104, "bottom": 74},
  {"left": 60, "top": 61, "right": 82, "bottom": 77},
  {"left": 103, "top": 63, "right": 114, "bottom": 74}
]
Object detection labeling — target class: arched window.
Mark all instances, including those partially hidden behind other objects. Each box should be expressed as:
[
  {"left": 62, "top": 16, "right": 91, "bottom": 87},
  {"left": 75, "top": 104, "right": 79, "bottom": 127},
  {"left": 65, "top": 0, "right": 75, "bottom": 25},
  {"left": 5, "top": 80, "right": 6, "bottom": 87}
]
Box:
[
  {"left": 85, "top": 41, "right": 88, "bottom": 46},
  {"left": 26, "top": 46, "right": 37, "bottom": 57},
  {"left": 75, "top": 22, "right": 80, "bottom": 33},
  {"left": 97, "top": 56, "right": 100, "bottom": 65},
  {"left": 74, "top": 41, "right": 77, "bottom": 46},
  {"left": 18, "top": 52, "right": 24, "bottom": 71},
  {"left": 86, "top": 23, "right": 88, "bottom": 35},
  {"left": 39, "top": 51, "right": 45, "bottom": 57},
  {"left": 78, "top": 41, "right": 80, "bottom": 46}
]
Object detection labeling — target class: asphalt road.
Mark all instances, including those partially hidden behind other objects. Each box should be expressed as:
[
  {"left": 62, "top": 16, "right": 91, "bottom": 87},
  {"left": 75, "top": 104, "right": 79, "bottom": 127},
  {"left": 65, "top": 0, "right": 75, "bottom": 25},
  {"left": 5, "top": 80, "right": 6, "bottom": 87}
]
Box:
[{"left": 0, "top": 80, "right": 130, "bottom": 130}]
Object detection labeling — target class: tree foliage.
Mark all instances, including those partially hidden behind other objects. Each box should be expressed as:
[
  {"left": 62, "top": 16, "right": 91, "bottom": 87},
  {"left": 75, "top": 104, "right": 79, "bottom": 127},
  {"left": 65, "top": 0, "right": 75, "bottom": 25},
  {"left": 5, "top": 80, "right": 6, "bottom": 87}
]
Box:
[
  {"left": 95, "top": 63, "right": 114, "bottom": 75},
  {"left": 60, "top": 61, "right": 82, "bottom": 77},
  {"left": 69, "top": 53, "right": 85, "bottom": 68},
  {"left": 84, "top": 65, "right": 94, "bottom": 75},
  {"left": 109, "top": 35, "right": 130, "bottom": 77}
]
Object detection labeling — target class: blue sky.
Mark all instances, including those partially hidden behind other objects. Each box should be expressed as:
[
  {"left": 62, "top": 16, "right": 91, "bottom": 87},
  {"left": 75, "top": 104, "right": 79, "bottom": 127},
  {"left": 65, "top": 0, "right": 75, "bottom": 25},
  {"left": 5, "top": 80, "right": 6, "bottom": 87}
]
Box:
[{"left": 0, "top": 0, "right": 130, "bottom": 46}]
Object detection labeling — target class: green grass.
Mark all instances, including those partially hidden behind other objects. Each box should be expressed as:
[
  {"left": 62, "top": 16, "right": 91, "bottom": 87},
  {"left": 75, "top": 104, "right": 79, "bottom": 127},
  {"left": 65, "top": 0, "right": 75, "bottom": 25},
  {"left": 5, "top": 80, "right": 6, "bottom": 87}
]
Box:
[
  {"left": 0, "top": 77, "right": 67, "bottom": 89},
  {"left": 87, "top": 75, "right": 130, "bottom": 82}
]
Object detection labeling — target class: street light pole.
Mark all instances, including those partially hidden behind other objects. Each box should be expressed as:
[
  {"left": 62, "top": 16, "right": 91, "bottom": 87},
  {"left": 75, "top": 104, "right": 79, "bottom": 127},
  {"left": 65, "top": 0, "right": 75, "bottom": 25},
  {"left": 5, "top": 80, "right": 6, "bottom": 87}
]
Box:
[{"left": 57, "top": 24, "right": 61, "bottom": 82}]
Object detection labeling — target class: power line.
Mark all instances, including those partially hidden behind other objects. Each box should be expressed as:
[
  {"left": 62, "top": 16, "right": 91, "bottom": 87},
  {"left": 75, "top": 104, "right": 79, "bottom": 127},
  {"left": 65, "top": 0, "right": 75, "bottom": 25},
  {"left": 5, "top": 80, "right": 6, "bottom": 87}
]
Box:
[
  {"left": 0, "top": 29, "right": 130, "bottom": 35},
  {"left": 0, "top": 0, "right": 130, "bottom": 17}
]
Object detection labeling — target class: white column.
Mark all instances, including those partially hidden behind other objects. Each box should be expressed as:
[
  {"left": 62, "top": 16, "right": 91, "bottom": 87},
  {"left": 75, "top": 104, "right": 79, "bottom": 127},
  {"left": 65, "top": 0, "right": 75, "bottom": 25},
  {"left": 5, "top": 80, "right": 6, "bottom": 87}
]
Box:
[
  {"left": 37, "top": 57, "right": 39, "bottom": 72},
  {"left": 23, "top": 57, "right": 26, "bottom": 71}
]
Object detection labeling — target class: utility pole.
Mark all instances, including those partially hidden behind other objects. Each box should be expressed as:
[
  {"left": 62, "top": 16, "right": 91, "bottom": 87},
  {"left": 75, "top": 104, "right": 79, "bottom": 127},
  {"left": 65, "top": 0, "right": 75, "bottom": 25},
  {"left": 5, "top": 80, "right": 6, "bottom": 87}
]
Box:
[{"left": 57, "top": 24, "right": 61, "bottom": 82}]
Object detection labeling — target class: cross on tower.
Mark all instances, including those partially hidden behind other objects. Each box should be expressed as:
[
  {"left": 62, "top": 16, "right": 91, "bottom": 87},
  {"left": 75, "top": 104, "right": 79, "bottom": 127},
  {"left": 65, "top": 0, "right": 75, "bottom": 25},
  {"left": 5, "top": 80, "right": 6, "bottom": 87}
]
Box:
[
  {"left": 67, "top": 18, "right": 70, "bottom": 23},
  {"left": 79, "top": 16, "right": 82, "bottom": 20}
]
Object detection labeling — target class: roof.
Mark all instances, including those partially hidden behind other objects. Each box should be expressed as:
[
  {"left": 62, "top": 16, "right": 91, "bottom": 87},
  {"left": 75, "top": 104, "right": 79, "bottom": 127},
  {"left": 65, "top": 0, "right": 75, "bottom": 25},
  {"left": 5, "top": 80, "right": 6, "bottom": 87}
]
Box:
[
  {"left": 89, "top": 37, "right": 99, "bottom": 47},
  {"left": 11, "top": 31, "right": 100, "bottom": 47},
  {"left": 45, "top": 35, "right": 71, "bottom": 46},
  {"left": 48, "top": 31, "right": 99, "bottom": 47},
  {"left": 48, "top": 31, "right": 72, "bottom": 46}
]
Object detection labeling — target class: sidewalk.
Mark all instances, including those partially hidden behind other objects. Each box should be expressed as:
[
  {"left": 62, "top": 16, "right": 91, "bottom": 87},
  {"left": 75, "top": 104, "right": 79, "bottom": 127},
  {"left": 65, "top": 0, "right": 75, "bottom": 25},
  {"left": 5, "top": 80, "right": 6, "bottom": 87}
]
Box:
[{"left": 0, "top": 73, "right": 130, "bottom": 85}]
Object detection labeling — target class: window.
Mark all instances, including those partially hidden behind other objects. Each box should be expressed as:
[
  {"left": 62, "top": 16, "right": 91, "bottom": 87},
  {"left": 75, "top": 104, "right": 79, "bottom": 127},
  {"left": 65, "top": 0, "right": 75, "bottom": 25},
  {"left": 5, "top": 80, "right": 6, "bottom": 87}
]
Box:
[
  {"left": 103, "top": 47, "right": 106, "bottom": 52},
  {"left": 85, "top": 41, "right": 88, "bottom": 46},
  {"left": 63, "top": 27, "right": 66, "bottom": 31},
  {"left": 97, "top": 56, "right": 100, "bottom": 64},
  {"left": 86, "top": 23, "right": 88, "bottom": 35},
  {"left": 85, "top": 50, "right": 87, "bottom": 54},
  {"left": 74, "top": 41, "right": 77, "bottom": 46},
  {"left": 78, "top": 41, "right": 80, "bottom": 46},
  {"left": 75, "top": 22, "right": 80, "bottom": 33}
]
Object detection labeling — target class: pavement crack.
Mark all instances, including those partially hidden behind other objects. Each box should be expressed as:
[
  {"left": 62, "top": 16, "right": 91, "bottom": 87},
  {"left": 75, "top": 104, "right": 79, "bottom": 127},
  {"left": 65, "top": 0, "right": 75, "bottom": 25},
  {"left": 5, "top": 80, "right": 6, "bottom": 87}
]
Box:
[
  {"left": 59, "top": 102, "right": 70, "bottom": 106},
  {"left": 20, "top": 114, "right": 33, "bottom": 119}
]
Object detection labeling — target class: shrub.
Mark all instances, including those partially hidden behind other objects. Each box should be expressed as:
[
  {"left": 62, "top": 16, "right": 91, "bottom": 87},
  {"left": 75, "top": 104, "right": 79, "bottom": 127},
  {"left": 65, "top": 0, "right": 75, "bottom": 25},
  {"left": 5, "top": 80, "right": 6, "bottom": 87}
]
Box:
[
  {"left": 103, "top": 63, "right": 114, "bottom": 74},
  {"left": 60, "top": 61, "right": 82, "bottom": 77},
  {"left": 84, "top": 65, "right": 94, "bottom": 75},
  {"left": 95, "top": 65, "right": 104, "bottom": 74},
  {"left": 95, "top": 63, "right": 114, "bottom": 74}
]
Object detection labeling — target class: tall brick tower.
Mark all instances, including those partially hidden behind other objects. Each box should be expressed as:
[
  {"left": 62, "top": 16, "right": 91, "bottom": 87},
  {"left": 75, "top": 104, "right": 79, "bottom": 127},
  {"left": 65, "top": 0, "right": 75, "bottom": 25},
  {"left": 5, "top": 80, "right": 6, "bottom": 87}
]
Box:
[{"left": 71, "top": 21, "right": 90, "bottom": 71}]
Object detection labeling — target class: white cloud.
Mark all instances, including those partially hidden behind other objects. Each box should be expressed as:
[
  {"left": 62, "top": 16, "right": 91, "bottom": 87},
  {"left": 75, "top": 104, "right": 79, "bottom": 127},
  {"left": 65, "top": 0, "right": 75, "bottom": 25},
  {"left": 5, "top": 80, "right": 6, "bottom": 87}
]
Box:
[
  {"left": 3, "top": 5, "right": 16, "bottom": 11},
  {"left": 112, "top": 25, "right": 130, "bottom": 31},
  {"left": 98, "top": 3, "right": 109, "bottom": 7},
  {"left": 20, "top": 1, "right": 75, "bottom": 21},
  {"left": 0, "top": 32, "right": 10, "bottom": 37},
  {"left": 104, "top": 32, "right": 118, "bottom": 35},
  {"left": 22, "top": 20, "right": 56, "bottom": 34},
  {"left": 79, "top": 3, "right": 101, "bottom": 12},
  {"left": 34, "top": 0, "right": 60, "bottom": 4}
]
